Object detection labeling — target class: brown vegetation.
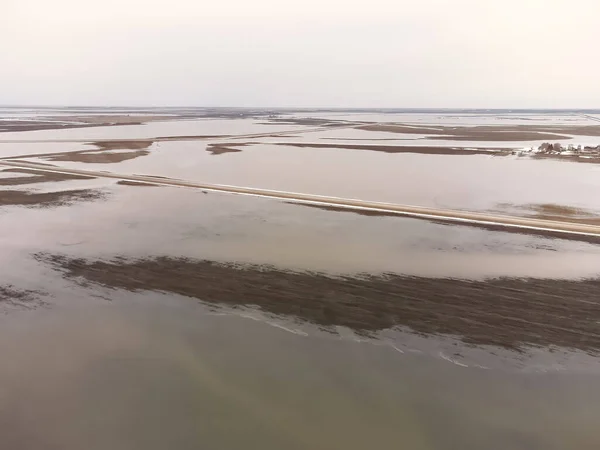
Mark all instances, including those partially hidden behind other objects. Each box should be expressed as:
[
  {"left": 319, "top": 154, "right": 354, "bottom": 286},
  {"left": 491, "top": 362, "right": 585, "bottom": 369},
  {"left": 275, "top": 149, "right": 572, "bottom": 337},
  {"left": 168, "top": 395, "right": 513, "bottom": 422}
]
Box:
[
  {"left": 90, "top": 140, "right": 154, "bottom": 151},
  {"left": 273, "top": 143, "right": 510, "bottom": 155},
  {"left": 46, "top": 150, "right": 150, "bottom": 164},
  {"left": 39, "top": 254, "right": 600, "bottom": 353},
  {"left": 0, "top": 189, "right": 105, "bottom": 208}
]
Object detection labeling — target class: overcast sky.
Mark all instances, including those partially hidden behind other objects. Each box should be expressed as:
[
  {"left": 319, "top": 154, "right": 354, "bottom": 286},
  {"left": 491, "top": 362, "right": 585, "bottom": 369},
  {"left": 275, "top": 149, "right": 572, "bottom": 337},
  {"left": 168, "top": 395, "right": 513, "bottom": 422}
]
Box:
[{"left": 2, "top": 0, "right": 599, "bottom": 108}]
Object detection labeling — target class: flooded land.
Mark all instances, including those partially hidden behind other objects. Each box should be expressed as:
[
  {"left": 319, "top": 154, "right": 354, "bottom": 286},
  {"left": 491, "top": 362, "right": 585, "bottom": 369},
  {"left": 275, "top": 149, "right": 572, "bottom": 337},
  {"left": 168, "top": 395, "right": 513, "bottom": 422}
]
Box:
[{"left": 1, "top": 107, "right": 600, "bottom": 449}]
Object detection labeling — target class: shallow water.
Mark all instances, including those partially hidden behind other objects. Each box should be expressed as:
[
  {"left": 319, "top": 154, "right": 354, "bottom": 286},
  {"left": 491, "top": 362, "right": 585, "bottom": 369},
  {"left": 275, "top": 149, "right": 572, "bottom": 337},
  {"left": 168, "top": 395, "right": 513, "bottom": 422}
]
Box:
[
  {"left": 0, "top": 118, "right": 308, "bottom": 142},
  {"left": 2, "top": 109, "right": 600, "bottom": 449},
  {"left": 20, "top": 139, "right": 600, "bottom": 212},
  {"left": 1, "top": 301, "right": 600, "bottom": 450},
  {"left": 286, "top": 111, "right": 598, "bottom": 126},
  {"left": 2, "top": 183, "right": 600, "bottom": 279}
]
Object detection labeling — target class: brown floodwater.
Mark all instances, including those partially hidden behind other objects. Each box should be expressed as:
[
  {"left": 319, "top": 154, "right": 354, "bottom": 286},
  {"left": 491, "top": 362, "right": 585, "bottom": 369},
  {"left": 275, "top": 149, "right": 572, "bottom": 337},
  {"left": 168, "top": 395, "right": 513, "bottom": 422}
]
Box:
[
  {"left": 1, "top": 301, "right": 600, "bottom": 450},
  {"left": 0, "top": 185, "right": 599, "bottom": 449},
  {"left": 2, "top": 110, "right": 600, "bottom": 449}
]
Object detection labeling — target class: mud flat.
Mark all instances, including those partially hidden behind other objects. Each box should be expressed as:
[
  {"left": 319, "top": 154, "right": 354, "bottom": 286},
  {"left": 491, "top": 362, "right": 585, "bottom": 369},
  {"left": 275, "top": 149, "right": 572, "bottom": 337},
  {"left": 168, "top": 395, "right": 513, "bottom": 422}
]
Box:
[
  {"left": 40, "top": 254, "right": 600, "bottom": 353},
  {"left": 272, "top": 142, "right": 510, "bottom": 155},
  {"left": 46, "top": 149, "right": 150, "bottom": 164},
  {"left": 0, "top": 168, "right": 94, "bottom": 186},
  {"left": 204, "top": 142, "right": 511, "bottom": 156},
  {"left": 206, "top": 143, "right": 250, "bottom": 155},
  {"left": 1, "top": 139, "right": 155, "bottom": 163},
  {"left": 262, "top": 117, "right": 353, "bottom": 127},
  {"left": 89, "top": 140, "right": 154, "bottom": 151},
  {"left": 0, "top": 189, "right": 105, "bottom": 208},
  {"left": 116, "top": 180, "right": 157, "bottom": 187}
]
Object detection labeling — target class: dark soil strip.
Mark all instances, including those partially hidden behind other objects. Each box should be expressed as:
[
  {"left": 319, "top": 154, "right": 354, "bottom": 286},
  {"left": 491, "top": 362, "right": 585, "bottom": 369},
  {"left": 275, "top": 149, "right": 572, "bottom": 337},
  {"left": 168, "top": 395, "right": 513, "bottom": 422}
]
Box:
[
  {"left": 428, "top": 133, "right": 570, "bottom": 141},
  {"left": 40, "top": 254, "right": 600, "bottom": 353},
  {"left": 273, "top": 143, "right": 510, "bottom": 155},
  {"left": 117, "top": 180, "right": 158, "bottom": 187},
  {"left": 0, "top": 169, "right": 94, "bottom": 186},
  {"left": 90, "top": 140, "right": 154, "bottom": 151},
  {"left": 0, "top": 168, "right": 94, "bottom": 186},
  {"left": 0, "top": 122, "right": 124, "bottom": 133},
  {"left": 206, "top": 143, "right": 249, "bottom": 155},
  {"left": 0, "top": 189, "right": 105, "bottom": 208},
  {"left": 287, "top": 203, "right": 400, "bottom": 217},
  {"left": 262, "top": 118, "right": 353, "bottom": 127},
  {"left": 3, "top": 142, "right": 153, "bottom": 163},
  {"left": 46, "top": 150, "right": 150, "bottom": 164}
]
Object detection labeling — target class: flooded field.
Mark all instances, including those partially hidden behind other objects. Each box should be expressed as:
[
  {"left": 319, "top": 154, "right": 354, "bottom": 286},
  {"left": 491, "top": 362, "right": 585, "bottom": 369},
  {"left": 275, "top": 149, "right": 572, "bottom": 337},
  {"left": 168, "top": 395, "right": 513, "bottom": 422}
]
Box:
[{"left": 1, "top": 108, "right": 600, "bottom": 449}]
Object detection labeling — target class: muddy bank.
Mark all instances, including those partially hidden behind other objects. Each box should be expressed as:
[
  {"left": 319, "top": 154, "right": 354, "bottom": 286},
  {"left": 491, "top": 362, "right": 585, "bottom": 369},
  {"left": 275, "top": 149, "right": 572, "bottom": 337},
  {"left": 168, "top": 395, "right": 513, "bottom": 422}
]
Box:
[
  {"left": 46, "top": 150, "right": 150, "bottom": 164},
  {"left": 40, "top": 254, "right": 600, "bottom": 353},
  {"left": 159, "top": 134, "right": 231, "bottom": 141},
  {"left": 0, "top": 189, "right": 105, "bottom": 208},
  {"left": 0, "top": 168, "right": 94, "bottom": 186},
  {"left": 206, "top": 143, "right": 249, "bottom": 155},
  {"left": 90, "top": 140, "right": 154, "bottom": 151},
  {"left": 277, "top": 143, "right": 509, "bottom": 155},
  {"left": 288, "top": 203, "right": 400, "bottom": 217},
  {"left": 358, "top": 123, "right": 600, "bottom": 140},
  {"left": 116, "top": 180, "right": 157, "bottom": 187},
  {"left": 4, "top": 141, "right": 153, "bottom": 164},
  {"left": 263, "top": 117, "right": 355, "bottom": 127},
  {"left": 209, "top": 142, "right": 510, "bottom": 155}
]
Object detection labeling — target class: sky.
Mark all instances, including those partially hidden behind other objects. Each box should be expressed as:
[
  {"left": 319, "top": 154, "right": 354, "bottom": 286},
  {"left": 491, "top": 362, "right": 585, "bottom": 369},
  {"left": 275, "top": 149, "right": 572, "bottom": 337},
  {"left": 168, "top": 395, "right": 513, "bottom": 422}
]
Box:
[{"left": 1, "top": 0, "right": 599, "bottom": 108}]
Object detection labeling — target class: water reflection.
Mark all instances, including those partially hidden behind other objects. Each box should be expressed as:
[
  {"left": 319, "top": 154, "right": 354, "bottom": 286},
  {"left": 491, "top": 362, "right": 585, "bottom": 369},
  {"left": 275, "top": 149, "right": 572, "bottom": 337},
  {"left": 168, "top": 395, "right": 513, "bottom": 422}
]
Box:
[{"left": 0, "top": 303, "right": 599, "bottom": 450}]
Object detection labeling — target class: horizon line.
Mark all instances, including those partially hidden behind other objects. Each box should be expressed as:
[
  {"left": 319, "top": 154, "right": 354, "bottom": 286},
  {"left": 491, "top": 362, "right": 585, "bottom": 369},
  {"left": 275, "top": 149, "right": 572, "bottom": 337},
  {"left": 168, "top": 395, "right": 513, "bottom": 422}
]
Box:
[{"left": 2, "top": 105, "right": 600, "bottom": 111}]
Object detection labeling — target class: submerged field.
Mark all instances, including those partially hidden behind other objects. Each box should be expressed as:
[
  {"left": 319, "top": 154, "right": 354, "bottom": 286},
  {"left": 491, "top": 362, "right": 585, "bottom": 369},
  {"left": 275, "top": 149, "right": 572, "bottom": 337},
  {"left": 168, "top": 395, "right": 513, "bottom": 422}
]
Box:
[{"left": 1, "top": 107, "right": 600, "bottom": 449}]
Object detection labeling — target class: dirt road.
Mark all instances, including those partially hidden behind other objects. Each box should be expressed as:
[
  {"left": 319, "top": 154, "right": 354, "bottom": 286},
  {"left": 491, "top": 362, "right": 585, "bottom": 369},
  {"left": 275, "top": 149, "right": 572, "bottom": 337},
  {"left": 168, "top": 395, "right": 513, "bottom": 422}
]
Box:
[{"left": 2, "top": 159, "right": 600, "bottom": 239}]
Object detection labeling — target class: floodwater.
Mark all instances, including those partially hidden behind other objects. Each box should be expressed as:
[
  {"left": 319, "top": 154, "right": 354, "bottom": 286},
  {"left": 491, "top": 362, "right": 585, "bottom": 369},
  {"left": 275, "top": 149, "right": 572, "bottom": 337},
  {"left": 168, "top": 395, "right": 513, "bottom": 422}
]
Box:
[
  {"left": 19, "top": 140, "right": 600, "bottom": 212},
  {"left": 2, "top": 302, "right": 600, "bottom": 450},
  {"left": 1, "top": 108, "right": 600, "bottom": 449},
  {"left": 0, "top": 118, "right": 307, "bottom": 142}
]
